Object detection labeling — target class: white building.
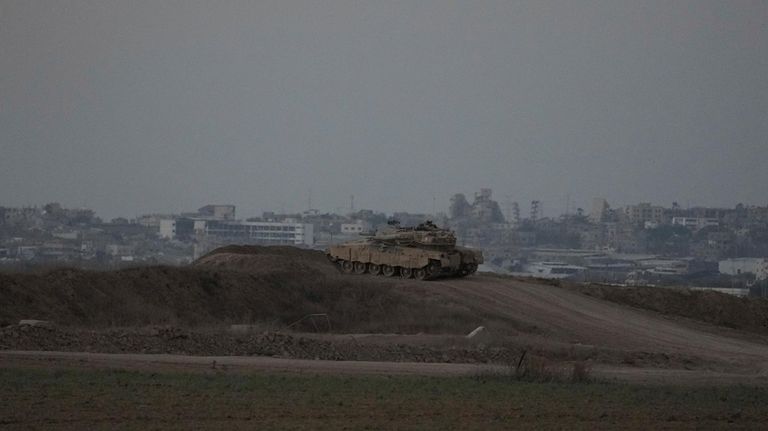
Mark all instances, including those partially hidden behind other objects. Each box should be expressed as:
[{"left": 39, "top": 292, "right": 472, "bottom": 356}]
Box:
[
  {"left": 160, "top": 218, "right": 313, "bottom": 246},
  {"left": 719, "top": 258, "right": 768, "bottom": 280},
  {"left": 340, "top": 220, "right": 372, "bottom": 235},
  {"left": 159, "top": 219, "right": 177, "bottom": 239},
  {"left": 137, "top": 214, "right": 174, "bottom": 229},
  {"left": 672, "top": 217, "right": 719, "bottom": 231},
  {"left": 202, "top": 220, "right": 314, "bottom": 246},
  {"left": 106, "top": 244, "right": 134, "bottom": 257}
]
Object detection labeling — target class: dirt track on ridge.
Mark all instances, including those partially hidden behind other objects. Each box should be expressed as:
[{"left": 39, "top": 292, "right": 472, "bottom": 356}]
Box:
[
  {"left": 4, "top": 242, "right": 768, "bottom": 384},
  {"left": 6, "top": 273, "right": 768, "bottom": 384},
  {"left": 420, "top": 275, "right": 768, "bottom": 374}
]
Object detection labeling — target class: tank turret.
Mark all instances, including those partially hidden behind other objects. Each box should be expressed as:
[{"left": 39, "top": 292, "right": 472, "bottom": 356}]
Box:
[{"left": 371, "top": 221, "right": 456, "bottom": 247}]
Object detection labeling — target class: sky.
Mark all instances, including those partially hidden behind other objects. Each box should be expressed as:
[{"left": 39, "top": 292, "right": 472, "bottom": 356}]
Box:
[{"left": 1, "top": 0, "right": 766, "bottom": 220}]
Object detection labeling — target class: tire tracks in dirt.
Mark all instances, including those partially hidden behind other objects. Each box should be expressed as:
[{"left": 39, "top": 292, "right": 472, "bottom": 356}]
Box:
[{"left": 415, "top": 275, "right": 768, "bottom": 373}]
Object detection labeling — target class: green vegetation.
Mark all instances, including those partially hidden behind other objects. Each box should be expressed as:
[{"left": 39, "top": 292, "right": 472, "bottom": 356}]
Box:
[{"left": 1, "top": 367, "right": 767, "bottom": 430}]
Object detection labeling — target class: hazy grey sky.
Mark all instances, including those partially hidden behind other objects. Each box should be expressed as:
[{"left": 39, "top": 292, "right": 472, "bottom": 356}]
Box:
[{"left": 1, "top": 0, "right": 766, "bottom": 219}]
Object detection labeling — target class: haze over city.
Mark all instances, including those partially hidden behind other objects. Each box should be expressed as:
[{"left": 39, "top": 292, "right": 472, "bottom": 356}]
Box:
[
  {"left": 2, "top": 0, "right": 766, "bottom": 219},
  {"left": 6, "top": 3, "right": 768, "bottom": 427}
]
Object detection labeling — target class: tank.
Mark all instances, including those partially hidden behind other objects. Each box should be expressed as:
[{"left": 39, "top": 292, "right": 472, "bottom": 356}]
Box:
[{"left": 326, "top": 221, "right": 483, "bottom": 280}]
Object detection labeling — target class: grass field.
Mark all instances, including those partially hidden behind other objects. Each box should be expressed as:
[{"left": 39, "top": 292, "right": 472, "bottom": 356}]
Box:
[{"left": 1, "top": 367, "right": 767, "bottom": 430}]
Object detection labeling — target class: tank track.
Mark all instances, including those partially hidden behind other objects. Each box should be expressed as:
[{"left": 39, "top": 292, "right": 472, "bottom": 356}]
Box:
[{"left": 328, "top": 255, "right": 477, "bottom": 281}]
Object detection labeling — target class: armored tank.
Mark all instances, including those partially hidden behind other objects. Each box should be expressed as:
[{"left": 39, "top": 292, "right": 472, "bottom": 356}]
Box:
[{"left": 326, "top": 221, "right": 483, "bottom": 280}]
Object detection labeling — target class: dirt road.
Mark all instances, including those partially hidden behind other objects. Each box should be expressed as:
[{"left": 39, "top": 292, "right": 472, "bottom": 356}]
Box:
[
  {"left": 4, "top": 349, "right": 767, "bottom": 386},
  {"left": 4, "top": 271, "right": 768, "bottom": 385},
  {"left": 0, "top": 350, "right": 503, "bottom": 376},
  {"left": 423, "top": 275, "right": 768, "bottom": 373}
]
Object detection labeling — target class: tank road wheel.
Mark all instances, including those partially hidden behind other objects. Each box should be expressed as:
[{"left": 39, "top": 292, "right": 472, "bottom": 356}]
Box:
[
  {"left": 368, "top": 263, "right": 381, "bottom": 275},
  {"left": 353, "top": 261, "right": 367, "bottom": 274},
  {"left": 426, "top": 262, "right": 441, "bottom": 280},
  {"left": 413, "top": 267, "right": 428, "bottom": 280},
  {"left": 457, "top": 263, "right": 477, "bottom": 277},
  {"left": 382, "top": 265, "right": 397, "bottom": 277},
  {"left": 399, "top": 267, "right": 413, "bottom": 279},
  {"left": 341, "top": 260, "right": 354, "bottom": 274},
  {"left": 454, "top": 265, "right": 467, "bottom": 277}
]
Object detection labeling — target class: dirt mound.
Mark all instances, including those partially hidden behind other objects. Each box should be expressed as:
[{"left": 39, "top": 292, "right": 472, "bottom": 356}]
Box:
[
  {"left": 193, "top": 245, "right": 337, "bottom": 277},
  {"left": 0, "top": 325, "right": 693, "bottom": 369},
  {"left": 5, "top": 246, "right": 768, "bottom": 376},
  {"left": 567, "top": 283, "right": 768, "bottom": 336},
  {"left": 0, "top": 247, "right": 485, "bottom": 333}
]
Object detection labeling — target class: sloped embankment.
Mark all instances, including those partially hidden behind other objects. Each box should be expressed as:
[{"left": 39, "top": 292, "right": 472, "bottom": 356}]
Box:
[
  {"left": 0, "top": 246, "right": 481, "bottom": 333},
  {"left": 0, "top": 325, "right": 519, "bottom": 364},
  {"left": 567, "top": 283, "right": 768, "bottom": 336}
]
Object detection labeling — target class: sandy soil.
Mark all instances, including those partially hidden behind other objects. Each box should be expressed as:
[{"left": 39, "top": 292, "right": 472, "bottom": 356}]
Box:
[
  {"left": 5, "top": 273, "right": 768, "bottom": 385},
  {"left": 422, "top": 275, "right": 768, "bottom": 374},
  {"left": 4, "top": 350, "right": 767, "bottom": 386},
  {"left": 4, "top": 244, "right": 768, "bottom": 386},
  {"left": 0, "top": 350, "right": 503, "bottom": 376}
]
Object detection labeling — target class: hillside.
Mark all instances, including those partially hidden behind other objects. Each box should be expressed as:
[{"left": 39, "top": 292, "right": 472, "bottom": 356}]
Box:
[
  {"left": 2, "top": 245, "right": 768, "bottom": 376},
  {"left": 0, "top": 246, "right": 481, "bottom": 333}
]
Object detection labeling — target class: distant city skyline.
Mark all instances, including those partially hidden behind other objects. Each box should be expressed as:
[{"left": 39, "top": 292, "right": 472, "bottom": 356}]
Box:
[
  {"left": 2, "top": 194, "right": 766, "bottom": 223},
  {"left": 2, "top": 1, "right": 766, "bottom": 220}
]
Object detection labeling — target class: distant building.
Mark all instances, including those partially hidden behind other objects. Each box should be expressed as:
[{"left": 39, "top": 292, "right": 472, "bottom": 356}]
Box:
[
  {"left": 471, "top": 189, "right": 505, "bottom": 224},
  {"left": 202, "top": 220, "right": 313, "bottom": 246},
  {"left": 340, "top": 220, "right": 371, "bottom": 234},
  {"left": 719, "top": 258, "right": 768, "bottom": 280},
  {"left": 624, "top": 203, "right": 664, "bottom": 226},
  {"left": 449, "top": 194, "right": 472, "bottom": 219},
  {"left": 589, "top": 198, "right": 609, "bottom": 223},
  {"left": 671, "top": 217, "right": 719, "bottom": 231},
  {"left": 644, "top": 221, "right": 660, "bottom": 229},
  {"left": 197, "top": 205, "right": 236, "bottom": 220},
  {"left": 159, "top": 219, "right": 179, "bottom": 239},
  {"left": 746, "top": 206, "right": 768, "bottom": 224},
  {"left": 136, "top": 214, "right": 174, "bottom": 229},
  {"left": 161, "top": 217, "right": 313, "bottom": 246},
  {"left": 106, "top": 244, "right": 135, "bottom": 258}
]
